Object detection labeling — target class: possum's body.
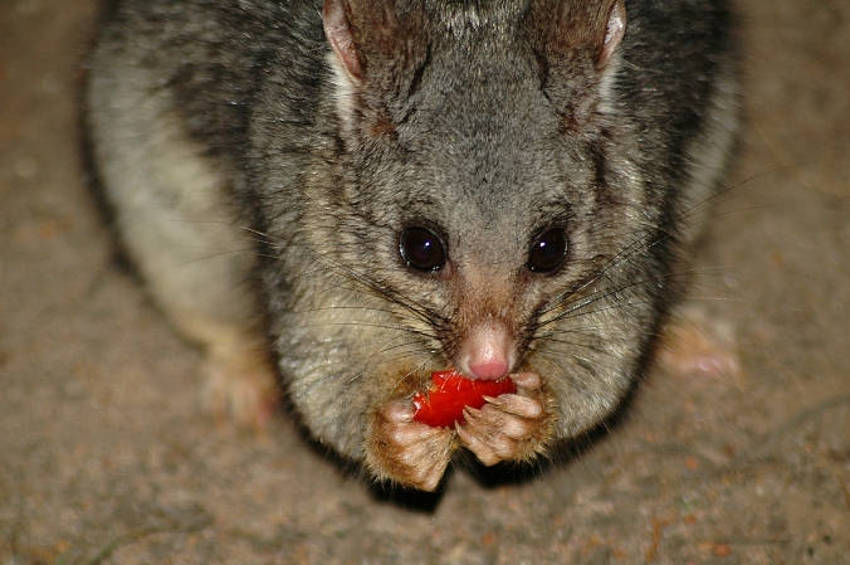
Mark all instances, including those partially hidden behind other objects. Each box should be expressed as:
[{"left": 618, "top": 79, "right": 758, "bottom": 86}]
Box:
[{"left": 87, "top": 0, "right": 739, "bottom": 490}]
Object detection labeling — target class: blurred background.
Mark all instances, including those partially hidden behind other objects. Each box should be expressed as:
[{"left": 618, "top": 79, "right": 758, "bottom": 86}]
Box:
[{"left": 1, "top": 0, "right": 848, "bottom": 563}]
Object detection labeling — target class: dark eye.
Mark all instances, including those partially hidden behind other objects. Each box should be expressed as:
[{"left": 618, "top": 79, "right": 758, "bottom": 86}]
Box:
[
  {"left": 399, "top": 226, "right": 446, "bottom": 272},
  {"left": 527, "top": 227, "right": 568, "bottom": 273}
]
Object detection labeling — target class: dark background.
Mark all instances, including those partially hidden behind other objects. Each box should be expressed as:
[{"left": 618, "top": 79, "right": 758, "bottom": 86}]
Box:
[{"left": 1, "top": 0, "right": 848, "bottom": 563}]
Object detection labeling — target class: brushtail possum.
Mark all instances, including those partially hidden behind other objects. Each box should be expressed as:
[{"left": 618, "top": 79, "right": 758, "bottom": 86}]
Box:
[{"left": 86, "top": 0, "right": 739, "bottom": 491}]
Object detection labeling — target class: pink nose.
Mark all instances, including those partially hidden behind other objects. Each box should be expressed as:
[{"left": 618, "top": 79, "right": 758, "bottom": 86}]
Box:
[{"left": 468, "top": 359, "right": 509, "bottom": 380}]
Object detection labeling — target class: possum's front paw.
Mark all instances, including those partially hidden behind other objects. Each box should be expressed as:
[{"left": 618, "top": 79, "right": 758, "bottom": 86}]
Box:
[
  {"left": 455, "top": 372, "right": 553, "bottom": 466},
  {"left": 366, "top": 399, "right": 455, "bottom": 492}
]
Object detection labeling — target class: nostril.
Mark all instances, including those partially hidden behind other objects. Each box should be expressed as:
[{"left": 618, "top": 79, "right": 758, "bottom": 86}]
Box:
[{"left": 468, "top": 360, "right": 509, "bottom": 380}]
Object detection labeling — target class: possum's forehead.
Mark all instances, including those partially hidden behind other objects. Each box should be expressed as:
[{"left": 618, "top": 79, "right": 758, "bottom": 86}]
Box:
[
  {"left": 387, "top": 45, "right": 581, "bottom": 236},
  {"left": 425, "top": 0, "right": 528, "bottom": 35}
]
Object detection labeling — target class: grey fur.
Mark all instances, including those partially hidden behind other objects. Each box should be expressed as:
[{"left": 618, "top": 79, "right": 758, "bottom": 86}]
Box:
[{"left": 86, "top": 0, "right": 739, "bottom": 483}]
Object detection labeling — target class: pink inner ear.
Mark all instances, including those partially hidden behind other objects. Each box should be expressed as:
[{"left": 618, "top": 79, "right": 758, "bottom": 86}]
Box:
[
  {"left": 323, "top": 0, "right": 363, "bottom": 81},
  {"left": 598, "top": 1, "right": 626, "bottom": 69}
]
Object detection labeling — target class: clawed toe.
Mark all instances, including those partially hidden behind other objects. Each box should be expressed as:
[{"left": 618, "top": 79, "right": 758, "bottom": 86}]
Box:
[{"left": 492, "top": 393, "right": 543, "bottom": 419}]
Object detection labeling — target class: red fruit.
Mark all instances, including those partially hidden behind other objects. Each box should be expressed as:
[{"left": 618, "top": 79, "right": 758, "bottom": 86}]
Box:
[{"left": 412, "top": 369, "right": 517, "bottom": 428}]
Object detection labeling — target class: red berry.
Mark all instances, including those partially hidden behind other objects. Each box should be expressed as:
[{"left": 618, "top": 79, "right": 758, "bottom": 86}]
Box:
[{"left": 412, "top": 369, "right": 517, "bottom": 428}]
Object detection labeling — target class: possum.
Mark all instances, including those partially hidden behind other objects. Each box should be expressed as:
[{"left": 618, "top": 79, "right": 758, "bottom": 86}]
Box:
[{"left": 85, "top": 0, "right": 739, "bottom": 491}]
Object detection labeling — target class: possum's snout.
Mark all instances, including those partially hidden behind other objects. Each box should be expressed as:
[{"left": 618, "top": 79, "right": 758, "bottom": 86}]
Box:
[{"left": 456, "top": 319, "right": 515, "bottom": 380}]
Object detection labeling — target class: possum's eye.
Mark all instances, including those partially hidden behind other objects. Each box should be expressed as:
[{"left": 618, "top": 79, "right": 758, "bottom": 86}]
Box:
[
  {"left": 527, "top": 227, "right": 568, "bottom": 274},
  {"left": 399, "top": 226, "right": 447, "bottom": 272}
]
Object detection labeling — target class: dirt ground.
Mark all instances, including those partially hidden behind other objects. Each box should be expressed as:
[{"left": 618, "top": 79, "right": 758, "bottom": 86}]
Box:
[{"left": 1, "top": 0, "right": 848, "bottom": 563}]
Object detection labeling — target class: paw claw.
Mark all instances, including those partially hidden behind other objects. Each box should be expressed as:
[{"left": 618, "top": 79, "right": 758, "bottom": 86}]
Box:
[
  {"left": 482, "top": 395, "right": 505, "bottom": 408},
  {"left": 462, "top": 405, "right": 484, "bottom": 424}
]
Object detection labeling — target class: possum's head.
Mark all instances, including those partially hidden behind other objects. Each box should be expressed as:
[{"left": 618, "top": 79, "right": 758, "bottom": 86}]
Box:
[{"left": 303, "top": 0, "right": 653, "bottom": 432}]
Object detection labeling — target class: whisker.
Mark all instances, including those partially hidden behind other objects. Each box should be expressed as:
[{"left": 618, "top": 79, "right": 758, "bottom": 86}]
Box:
[
  {"left": 537, "top": 255, "right": 694, "bottom": 331},
  {"left": 306, "top": 252, "right": 449, "bottom": 331},
  {"left": 538, "top": 231, "right": 663, "bottom": 317},
  {"left": 535, "top": 336, "right": 607, "bottom": 354},
  {"left": 295, "top": 320, "right": 440, "bottom": 342}
]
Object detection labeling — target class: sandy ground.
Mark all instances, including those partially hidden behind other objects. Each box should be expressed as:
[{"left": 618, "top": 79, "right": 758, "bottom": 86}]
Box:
[{"left": 1, "top": 0, "right": 848, "bottom": 563}]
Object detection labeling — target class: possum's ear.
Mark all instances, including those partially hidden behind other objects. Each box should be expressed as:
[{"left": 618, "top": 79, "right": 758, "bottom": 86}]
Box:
[
  {"left": 525, "top": 0, "right": 627, "bottom": 126},
  {"left": 323, "top": 0, "right": 410, "bottom": 85},
  {"left": 597, "top": 1, "right": 626, "bottom": 69},
  {"left": 323, "top": 0, "right": 428, "bottom": 133},
  {"left": 531, "top": 0, "right": 626, "bottom": 66},
  {"left": 322, "top": 0, "right": 365, "bottom": 82}
]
